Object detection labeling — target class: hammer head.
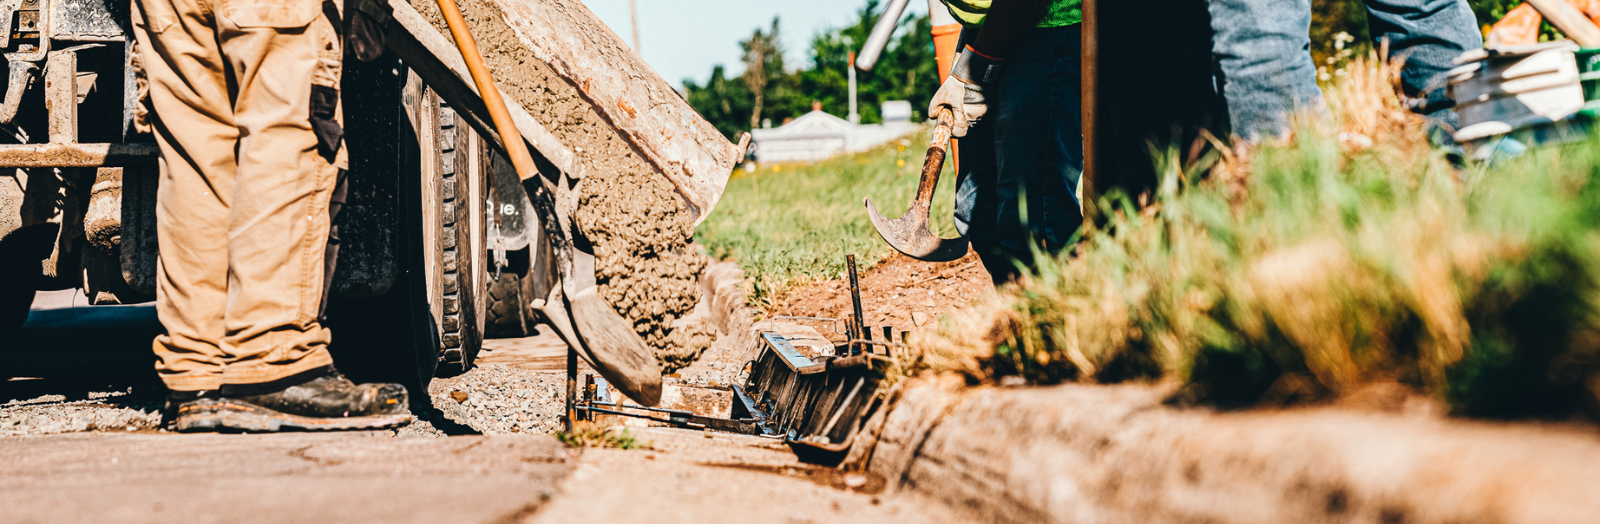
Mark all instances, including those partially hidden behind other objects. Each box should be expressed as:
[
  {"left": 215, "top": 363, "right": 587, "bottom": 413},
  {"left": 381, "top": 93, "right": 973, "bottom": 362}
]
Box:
[{"left": 864, "top": 198, "right": 969, "bottom": 262}]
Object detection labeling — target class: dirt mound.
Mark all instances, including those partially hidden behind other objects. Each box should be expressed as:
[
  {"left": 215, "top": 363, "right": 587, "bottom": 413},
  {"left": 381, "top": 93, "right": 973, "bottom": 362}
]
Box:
[{"left": 767, "top": 251, "right": 993, "bottom": 343}]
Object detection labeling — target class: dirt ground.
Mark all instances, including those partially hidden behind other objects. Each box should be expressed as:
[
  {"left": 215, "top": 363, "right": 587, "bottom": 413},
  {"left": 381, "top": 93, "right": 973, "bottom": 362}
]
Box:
[{"left": 766, "top": 251, "right": 994, "bottom": 343}]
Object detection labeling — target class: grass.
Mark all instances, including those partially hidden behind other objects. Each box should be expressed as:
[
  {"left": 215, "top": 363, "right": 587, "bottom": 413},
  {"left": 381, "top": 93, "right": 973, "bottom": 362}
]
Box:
[
  {"left": 696, "top": 134, "right": 960, "bottom": 309},
  {"left": 554, "top": 423, "right": 651, "bottom": 450},
  {"left": 908, "top": 55, "right": 1600, "bottom": 417}
]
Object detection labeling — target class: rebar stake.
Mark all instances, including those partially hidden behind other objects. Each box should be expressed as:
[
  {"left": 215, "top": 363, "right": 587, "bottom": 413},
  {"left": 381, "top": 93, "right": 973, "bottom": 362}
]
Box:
[
  {"left": 847, "top": 254, "right": 865, "bottom": 355},
  {"left": 565, "top": 346, "right": 577, "bottom": 432}
]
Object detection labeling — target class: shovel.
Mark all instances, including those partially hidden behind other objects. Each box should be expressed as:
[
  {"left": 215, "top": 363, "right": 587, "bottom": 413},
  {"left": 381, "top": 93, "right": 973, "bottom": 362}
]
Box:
[
  {"left": 864, "top": 108, "right": 969, "bottom": 262},
  {"left": 434, "top": 0, "right": 662, "bottom": 406}
]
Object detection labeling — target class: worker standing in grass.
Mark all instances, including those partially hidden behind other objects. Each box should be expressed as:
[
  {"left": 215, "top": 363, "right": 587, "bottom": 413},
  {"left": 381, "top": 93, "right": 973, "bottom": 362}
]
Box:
[
  {"left": 930, "top": 0, "right": 1082, "bottom": 285},
  {"left": 133, "top": 0, "right": 411, "bottom": 432}
]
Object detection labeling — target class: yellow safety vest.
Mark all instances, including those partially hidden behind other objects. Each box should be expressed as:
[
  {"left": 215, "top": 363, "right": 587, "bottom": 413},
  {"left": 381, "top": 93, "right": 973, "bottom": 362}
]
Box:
[{"left": 941, "top": 0, "right": 1081, "bottom": 28}]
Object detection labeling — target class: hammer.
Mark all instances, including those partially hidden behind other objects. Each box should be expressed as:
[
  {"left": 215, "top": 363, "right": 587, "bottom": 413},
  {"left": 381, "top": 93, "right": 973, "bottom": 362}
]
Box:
[{"left": 864, "top": 107, "right": 970, "bottom": 262}]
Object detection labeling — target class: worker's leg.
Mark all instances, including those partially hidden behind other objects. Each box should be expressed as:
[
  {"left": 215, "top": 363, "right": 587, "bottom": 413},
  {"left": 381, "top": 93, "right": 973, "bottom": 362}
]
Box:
[
  {"left": 135, "top": 0, "right": 235, "bottom": 392},
  {"left": 213, "top": 0, "right": 343, "bottom": 387},
  {"left": 990, "top": 25, "right": 1083, "bottom": 262},
  {"left": 1206, "top": 0, "right": 1324, "bottom": 140},
  {"left": 952, "top": 31, "right": 1011, "bottom": 285},
  {"left": 953, "top": 25, "right": 1084, "bottom": 284},
  {"left": 1363, "top": 0, "right": 1481, "bottom": 134},
  {"left": 953, "top": 116, "right": 1010, "bottom": 284}
]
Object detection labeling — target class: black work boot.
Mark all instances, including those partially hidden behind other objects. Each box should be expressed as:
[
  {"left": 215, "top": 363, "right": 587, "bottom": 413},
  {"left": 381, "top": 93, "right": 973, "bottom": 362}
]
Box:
[
  {"left": 162, "top": 390, "right": 221, "bottom": 432},
  {"left": 216, "top": 367, "right": 412, "bottom": 432}
]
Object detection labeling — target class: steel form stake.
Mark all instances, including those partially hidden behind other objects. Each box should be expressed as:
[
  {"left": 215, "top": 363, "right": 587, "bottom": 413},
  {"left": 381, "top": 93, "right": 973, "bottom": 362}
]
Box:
[
  {"left": 565, "top": 346, "right": 577, "bottom": 432},
  {"left": 846, "top": 254, "right": 866, "bottom": 355},
  {"left": 1081, "top": 0, "right": 1100, "bottom": 223}
]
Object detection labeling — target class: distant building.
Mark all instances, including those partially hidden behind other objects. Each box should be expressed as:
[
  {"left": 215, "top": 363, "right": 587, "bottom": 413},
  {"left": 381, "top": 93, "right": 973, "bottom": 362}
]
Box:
[
  {"left": 749, "top": 101, "right": 921, "bottom": 163},
  {"left": 881, "top": 100, "right": 913, "bottom": 123}
]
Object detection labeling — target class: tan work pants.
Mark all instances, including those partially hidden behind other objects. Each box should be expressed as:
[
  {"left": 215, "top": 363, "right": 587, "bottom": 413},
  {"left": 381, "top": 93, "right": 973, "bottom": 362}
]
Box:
[{"left": 134, "top": 0, "right": 347, "bottom": 391}]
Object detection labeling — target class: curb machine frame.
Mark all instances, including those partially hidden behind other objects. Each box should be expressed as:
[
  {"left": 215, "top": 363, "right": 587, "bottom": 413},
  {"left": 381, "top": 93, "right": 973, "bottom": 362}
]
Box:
[
  {"left": 574, "top": 255, "right": 904, "bottom": 466},
  {"left": 574, "top": 329, "right": 899, "bottom": 466},
  {"left": 0, "top": 0, "right": 155, "bottom": 307}
]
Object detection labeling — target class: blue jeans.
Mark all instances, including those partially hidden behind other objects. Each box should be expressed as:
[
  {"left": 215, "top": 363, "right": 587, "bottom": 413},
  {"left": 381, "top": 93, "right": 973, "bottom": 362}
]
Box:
[
  {"left": 1207, "top": 0, "right": 1482, "bottom": 140},
  {"left": 952, "top": 25, "right": 1083, "bottom": 284}
]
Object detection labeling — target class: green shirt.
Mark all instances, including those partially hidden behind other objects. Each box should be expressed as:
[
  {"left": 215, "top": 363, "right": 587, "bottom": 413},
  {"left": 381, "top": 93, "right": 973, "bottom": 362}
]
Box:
[{"left": 941, "top": 0, "right": 1081, "bottom": 28}]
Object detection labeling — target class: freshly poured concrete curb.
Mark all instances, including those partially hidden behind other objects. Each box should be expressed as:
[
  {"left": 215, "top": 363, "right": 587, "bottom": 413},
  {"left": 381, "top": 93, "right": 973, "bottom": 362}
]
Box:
[
  {"left": 700, "top": 261, "right": 759, "bottom": 358},
  {"left": 699, "top": 261, "right": 1600, "bottom": 523},
  {"left": 863, "top": 380, "right": 1600, "bottom": 524}
]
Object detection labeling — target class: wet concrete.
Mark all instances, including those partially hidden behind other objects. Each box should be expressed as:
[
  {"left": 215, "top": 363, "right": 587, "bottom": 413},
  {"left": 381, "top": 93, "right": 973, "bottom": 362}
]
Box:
[
  {"left": 577, "top": 169, "right": 716, "bottom": 374},
  {"left": 408, "top": 0, "right": 717, "bottom": 373}
]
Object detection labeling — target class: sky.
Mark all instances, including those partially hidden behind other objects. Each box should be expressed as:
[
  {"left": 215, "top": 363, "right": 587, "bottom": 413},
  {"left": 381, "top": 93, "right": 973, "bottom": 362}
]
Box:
[{"left": 580, "top": 0, "right": 931, "bottom": 90}]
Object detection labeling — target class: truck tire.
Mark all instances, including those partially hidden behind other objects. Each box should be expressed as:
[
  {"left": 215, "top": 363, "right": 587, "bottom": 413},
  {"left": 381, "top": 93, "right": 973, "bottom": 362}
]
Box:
[
  {"left": 483, "top": 203, "right": 557, "bottom": 340},
  {"left": 322, "top": 67, "right": 485, "bottom": 404},
  {"left": 429, "top": 101, "right": 488, "bottom": 376},
  {"left": 321, "top": 62, "right": 440, "bottom": 406},
  {"left": 485, "top": 270, "right": 528, "bottom": 338}
]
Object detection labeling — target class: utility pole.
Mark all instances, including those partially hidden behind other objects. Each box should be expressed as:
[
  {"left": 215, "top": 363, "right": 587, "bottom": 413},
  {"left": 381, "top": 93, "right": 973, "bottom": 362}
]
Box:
[
  {"left": 628, "top": 0, "right": 641, "bottom": 53},
  {"left": 847, "top": 50, "right": 859, "bottom": 124}
]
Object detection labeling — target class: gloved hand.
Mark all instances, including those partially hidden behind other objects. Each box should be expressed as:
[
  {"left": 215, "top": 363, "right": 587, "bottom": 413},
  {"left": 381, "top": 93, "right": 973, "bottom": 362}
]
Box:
[{"left": 927, "top": 45, "right": 1005, "bottom": 137}]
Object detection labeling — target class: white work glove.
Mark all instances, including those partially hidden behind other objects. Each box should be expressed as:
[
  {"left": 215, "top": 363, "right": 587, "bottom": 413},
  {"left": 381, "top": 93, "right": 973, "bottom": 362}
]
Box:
[{"left": 928, "top": 46, "right": 1004, "bottom": 138}]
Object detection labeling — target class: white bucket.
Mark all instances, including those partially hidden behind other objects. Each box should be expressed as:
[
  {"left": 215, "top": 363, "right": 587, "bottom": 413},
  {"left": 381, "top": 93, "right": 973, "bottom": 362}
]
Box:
[{"left": 1450, "top": 41, "right": 1584, "bottom": 143}]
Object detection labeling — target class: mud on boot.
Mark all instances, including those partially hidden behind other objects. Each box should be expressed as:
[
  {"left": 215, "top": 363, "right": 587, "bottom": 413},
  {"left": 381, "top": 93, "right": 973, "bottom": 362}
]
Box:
[
  {"left": 163, "top": 390, "right": 221, "bottom": 433},
  {"left": 216, "top": 367, "right": 413, "bottom": 432}
]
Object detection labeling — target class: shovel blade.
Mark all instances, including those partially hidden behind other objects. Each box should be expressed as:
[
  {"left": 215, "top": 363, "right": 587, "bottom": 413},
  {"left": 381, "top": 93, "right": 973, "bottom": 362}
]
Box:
[
  {"left": 566, "top": 286, "right": 664, "bottom": 407},
  {"left": 865, "top": 198, "right": 969, "bottom": 262}
]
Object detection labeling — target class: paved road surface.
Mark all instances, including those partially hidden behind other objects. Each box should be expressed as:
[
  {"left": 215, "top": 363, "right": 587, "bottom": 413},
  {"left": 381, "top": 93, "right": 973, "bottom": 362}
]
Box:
[
  {"left": 2, "top": 291, "right": 982, "bottom": 524},
  {"left": 0, "top": 433, "right": 570, "bottom": 524}
]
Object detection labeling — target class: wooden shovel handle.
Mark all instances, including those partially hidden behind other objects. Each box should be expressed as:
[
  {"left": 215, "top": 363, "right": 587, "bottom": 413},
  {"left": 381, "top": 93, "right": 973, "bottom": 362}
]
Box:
[
  {"left": 913, "top": 108, "right": 955, "bottom": 206},
  {"left": 435, "top": 0, "right": 541, "bottom": 182},
  {"left": 1527, "top": 0, "right": 1600, "bottom": 47}
]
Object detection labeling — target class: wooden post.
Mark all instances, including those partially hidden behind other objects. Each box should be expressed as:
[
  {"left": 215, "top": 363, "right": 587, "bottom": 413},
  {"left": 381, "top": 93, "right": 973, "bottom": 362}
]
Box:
[{"left": 1080, "top": 0, "right": 1100, "bottom": 223}]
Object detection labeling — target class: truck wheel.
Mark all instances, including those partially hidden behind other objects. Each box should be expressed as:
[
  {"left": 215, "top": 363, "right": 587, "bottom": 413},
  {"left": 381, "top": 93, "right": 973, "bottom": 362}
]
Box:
[
  {"left": 429, "top": 101, "right": 488, "bottom": 376},
  {"left": 0, "top": 224, "right": 56, "bottom": 333},
  {"left": 483, "top": 200, "right": 557, "bottom": 340},
  {"left": 485, "top": 270, "right": 528, "bottom": 338}
]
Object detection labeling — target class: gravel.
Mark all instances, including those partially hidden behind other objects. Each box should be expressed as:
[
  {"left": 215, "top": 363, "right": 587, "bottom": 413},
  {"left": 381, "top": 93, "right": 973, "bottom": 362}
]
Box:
[
  {"left": 413, "top": 364, "right": 567, "bottom": 437},
  {"left": 0, "top": 386, "right": 163, "bottom": 437},
  {"left": 670, "top": 329, "right": 749, "bottom": 389},
  {"left": 2, "top": 364, "right": 571, "bottom": 439}
]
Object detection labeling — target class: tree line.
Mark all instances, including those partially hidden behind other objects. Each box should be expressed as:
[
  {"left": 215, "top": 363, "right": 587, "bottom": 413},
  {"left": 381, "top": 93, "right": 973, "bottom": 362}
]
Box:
[{"left": 684, "top": 0, "right": 937, "bottom": 141}]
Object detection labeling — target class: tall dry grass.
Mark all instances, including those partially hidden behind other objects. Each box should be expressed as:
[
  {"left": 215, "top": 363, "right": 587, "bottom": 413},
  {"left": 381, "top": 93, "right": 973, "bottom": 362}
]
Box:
[{"left": 907, "top": 55, "right": 1600, "bottom": 416}]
